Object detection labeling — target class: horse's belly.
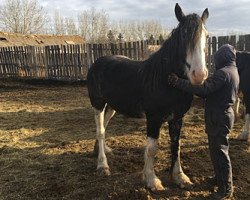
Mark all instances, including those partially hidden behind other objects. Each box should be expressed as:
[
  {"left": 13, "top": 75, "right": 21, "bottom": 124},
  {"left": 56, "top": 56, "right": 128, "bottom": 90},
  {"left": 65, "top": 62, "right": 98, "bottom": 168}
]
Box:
[{"left": 104, "top": 92, "right": 144, "bottom": 118}]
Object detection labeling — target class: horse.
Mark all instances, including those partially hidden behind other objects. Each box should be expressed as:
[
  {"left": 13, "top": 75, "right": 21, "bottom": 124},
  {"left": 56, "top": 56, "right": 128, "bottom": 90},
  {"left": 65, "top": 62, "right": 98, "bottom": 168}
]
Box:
[
  {"left": 235, "top": 51, "right": 250, "bottom": 141},
  {"left": 87, "top": 3, "right": 209, "bottom": 192}
]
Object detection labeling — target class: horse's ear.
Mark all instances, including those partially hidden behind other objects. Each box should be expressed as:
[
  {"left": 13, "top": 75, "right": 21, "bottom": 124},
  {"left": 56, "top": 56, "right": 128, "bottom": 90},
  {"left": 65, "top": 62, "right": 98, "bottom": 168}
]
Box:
[
  {"left": 175, "top": 3, "right": 185, "bottom": 22},
  {"left": 201, "top": 8, "right": 209, "bottom": 23}
]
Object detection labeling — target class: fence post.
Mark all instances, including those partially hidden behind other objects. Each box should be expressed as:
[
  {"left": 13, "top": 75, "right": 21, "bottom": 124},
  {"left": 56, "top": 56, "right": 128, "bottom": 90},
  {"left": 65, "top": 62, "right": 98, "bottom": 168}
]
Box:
[{"left": 45, "top": 46, "right": 50, "bottom": 79}]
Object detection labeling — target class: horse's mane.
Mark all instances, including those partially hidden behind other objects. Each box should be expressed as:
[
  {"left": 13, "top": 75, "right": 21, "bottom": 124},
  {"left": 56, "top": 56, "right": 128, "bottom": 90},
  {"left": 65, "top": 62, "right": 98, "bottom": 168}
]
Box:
[{"left": 142, "top": 14, "right": 203, "bottom": 90}]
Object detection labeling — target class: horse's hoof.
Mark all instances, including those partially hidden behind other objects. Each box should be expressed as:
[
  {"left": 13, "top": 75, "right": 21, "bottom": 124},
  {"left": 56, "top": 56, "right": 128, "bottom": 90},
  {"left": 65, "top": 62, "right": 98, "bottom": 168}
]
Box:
[
  {"left": 237, "top": 131, "right": 249, "bottom": 141},
  {"left": 149, "top": 180, "right": 166, "bottom": 194},
  {"left": 172, "top": 172, "right": 193, "bottom": 189},
  {"left": 179, "top": 180, "right": 193, "bottom": 189},
  {"left": 144, "top": 177, "right": 166, "bottom": 194},
  {"left": 97, "top": 167, "right": 111, "bottom": 176}
]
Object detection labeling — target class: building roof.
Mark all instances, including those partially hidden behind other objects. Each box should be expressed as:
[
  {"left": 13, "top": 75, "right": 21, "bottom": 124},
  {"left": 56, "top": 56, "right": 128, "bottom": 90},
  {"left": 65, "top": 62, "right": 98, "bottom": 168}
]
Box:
[{"left": 0, "top": 31, "right": 84, "bottom": 47}]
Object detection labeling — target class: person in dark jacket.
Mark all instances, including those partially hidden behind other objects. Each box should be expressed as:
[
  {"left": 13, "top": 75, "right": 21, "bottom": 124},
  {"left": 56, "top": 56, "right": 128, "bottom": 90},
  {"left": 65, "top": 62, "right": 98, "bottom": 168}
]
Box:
[{"left": 168, "top": 44, "right": 239, "bottom": 200}]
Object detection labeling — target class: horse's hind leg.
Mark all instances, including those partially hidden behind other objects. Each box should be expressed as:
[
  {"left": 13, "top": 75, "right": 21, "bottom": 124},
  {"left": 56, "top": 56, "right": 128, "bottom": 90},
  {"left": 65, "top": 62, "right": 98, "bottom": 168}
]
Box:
[
  {"left": 94, "top": 106, "right": 111, "bottom": 176},
  {"left": 237, "top": 113, "right": 250, "bottom": 141},
  {"left": 168, "top": 119, "right": 193, "bottom": 188},
  {"left": 94, "top": 105, "right": 116, "bottom": 154}
]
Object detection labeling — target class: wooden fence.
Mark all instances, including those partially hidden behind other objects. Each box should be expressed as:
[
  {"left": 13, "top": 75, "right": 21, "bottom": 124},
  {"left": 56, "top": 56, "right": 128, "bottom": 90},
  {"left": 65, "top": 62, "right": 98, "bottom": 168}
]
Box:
[
  {"left": 0, "top": 41, "right": 149, "bottom": 80},
  {"left": 0, "top": 34, "right": 250, "bottom": 80}
]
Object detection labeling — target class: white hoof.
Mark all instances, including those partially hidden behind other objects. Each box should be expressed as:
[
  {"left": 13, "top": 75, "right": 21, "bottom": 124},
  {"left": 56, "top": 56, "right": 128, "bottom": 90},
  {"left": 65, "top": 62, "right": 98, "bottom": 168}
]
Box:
[
  {"left": 97, "top": 166, "right": 111, "bottom": 176},
  {"left": 172, "top": 172, "right": 193, "bottom": 189},
  {"left": 143, "top": 174, "right": 165, "bottom": 193},
  {"left": 237, "top": 131, "right": 249, "bottom": 141}
]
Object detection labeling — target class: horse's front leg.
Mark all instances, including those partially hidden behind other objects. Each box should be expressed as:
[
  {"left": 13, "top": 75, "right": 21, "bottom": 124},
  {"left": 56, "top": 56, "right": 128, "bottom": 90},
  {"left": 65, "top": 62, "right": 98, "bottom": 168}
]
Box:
[
  {"left": 168, "top": 118, "right": 193, "bottom": 188},
  {"left": 143, "top": 116, "right": 165, "bottom": 192},
  {"left": 238, "top": 96, "right": 250, "bottom": 141}
]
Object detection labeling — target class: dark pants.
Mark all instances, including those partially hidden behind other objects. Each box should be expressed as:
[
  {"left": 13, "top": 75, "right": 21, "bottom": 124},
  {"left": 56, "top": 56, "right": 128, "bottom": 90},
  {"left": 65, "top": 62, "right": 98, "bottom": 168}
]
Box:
[
  {"left": 208, "top": 133, "right": 233, "bottom": 194},
  {"left": 205, "top": 108, "right": 234, "bottom": 194}
]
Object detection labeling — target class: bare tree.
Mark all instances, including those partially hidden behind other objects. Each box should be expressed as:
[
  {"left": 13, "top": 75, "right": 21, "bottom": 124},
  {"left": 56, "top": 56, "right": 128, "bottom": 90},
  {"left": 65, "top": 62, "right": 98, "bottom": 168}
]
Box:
[
  {"left": 141, "top": 20, "right": 169, "bottom": 40},
  {"left": 0, "top": 0, "right": 48, "bottom": 34},
  {"left": 111, "top": 20, "right": 170, "bottom": 42},
  {"left": 53, "top": 10, "right": 65, "bottom": 35},
  {"left": 65, "top": 17, "right": 78, "bottom": 35},
  {"left": 78, "top": 8, "right": 110, "bottom": 43}
]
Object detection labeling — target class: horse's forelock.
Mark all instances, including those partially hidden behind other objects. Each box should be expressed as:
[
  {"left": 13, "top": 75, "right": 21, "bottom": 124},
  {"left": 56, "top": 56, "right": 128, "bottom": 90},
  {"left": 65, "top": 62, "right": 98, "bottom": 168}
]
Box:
[{"left": 179, "top": 14, "right": 203, "bottom": 52}]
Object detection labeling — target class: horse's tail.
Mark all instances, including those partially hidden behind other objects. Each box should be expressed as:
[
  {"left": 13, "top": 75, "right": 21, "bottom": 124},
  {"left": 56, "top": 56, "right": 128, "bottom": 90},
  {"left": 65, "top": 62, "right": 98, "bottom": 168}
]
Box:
[{"left": 87, "top": 60, "right": 106, "bottom": 110}]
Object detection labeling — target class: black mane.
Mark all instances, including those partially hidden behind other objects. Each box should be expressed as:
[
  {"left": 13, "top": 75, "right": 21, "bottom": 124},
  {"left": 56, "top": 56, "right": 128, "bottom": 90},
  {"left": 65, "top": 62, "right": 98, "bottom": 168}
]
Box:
[{"left": 142, "top": 13, "right": 203, "bottom": 90}]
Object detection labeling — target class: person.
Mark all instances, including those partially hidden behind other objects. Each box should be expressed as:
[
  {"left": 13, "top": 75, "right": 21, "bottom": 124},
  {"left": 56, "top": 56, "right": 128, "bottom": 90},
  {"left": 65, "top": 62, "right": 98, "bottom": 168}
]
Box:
[{"left": 168, "top": 44, "right": 239, "bottom": 200}]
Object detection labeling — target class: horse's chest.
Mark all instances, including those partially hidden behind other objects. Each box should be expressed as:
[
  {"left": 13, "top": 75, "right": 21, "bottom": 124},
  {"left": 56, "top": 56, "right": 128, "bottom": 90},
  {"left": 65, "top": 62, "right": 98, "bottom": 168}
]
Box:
[{"left": 143, "top": 90, "right": 193, "bottom": 115}]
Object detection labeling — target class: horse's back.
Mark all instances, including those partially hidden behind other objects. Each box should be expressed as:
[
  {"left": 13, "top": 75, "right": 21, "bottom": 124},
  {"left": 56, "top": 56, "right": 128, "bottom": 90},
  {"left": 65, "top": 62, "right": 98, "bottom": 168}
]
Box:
[{"left": 87, "top": 55, "right": 144, "bottom": 116}]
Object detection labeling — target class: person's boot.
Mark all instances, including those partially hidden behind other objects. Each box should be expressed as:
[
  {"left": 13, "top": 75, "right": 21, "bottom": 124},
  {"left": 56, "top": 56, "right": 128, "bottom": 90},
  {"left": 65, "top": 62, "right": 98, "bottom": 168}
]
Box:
[
  {"left": 211, "top": 187, "right": 233, "bottom": 200},
  {"left": 211, "top": 191, "right": 233, "bottom": 200}
]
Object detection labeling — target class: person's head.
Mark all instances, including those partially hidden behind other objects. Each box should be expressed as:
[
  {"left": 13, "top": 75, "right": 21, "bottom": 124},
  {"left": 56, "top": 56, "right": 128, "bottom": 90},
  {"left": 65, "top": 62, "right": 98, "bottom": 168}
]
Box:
[{"left": 214, "top": 44, "right": 236, "bottom": 70}]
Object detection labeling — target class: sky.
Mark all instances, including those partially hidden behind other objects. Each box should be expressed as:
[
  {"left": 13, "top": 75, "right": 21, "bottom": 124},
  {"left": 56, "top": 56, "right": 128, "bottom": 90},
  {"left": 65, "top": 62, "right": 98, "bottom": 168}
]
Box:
[{"left": 3, "top": 0, "right": 250, "bottom": 35}]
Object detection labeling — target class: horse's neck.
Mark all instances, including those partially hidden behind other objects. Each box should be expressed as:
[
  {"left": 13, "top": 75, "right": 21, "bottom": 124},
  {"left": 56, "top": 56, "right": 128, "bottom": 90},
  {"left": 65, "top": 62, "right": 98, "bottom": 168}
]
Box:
[{"left": 145, "top": 42, "right": 182, "bottom": 73}]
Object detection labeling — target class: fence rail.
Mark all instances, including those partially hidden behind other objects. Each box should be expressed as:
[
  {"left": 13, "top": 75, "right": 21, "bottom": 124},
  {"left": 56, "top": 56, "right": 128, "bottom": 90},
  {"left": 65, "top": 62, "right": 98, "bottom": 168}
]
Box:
[{"left": 0, "top": 34, "right": 250, "bottom": 80}]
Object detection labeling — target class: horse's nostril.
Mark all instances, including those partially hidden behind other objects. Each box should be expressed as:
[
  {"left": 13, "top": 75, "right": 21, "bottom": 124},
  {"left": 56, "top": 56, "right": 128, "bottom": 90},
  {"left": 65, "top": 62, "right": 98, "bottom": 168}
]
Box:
[{"left": 192, "top": 70, "right": 196, "bottom": 77}]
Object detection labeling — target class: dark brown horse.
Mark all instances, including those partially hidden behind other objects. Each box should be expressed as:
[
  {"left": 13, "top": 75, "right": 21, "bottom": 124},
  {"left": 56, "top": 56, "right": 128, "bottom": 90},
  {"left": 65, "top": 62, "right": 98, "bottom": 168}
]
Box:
[{"left": 87, "top": 3, "right": 209, "bottom": 192}]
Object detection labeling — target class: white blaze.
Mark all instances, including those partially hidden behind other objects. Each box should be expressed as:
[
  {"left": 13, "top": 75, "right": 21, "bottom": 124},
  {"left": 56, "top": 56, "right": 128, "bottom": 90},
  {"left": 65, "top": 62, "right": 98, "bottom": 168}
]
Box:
[{"left": 186, "top": 24, "right": 208, "bottom": 85}]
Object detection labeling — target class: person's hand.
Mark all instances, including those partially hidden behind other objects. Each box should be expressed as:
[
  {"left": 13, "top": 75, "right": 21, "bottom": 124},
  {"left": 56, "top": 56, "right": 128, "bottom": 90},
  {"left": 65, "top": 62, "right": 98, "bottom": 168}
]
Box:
[{"left": 168, "top": 73, "right": 179, "bottom": 87}]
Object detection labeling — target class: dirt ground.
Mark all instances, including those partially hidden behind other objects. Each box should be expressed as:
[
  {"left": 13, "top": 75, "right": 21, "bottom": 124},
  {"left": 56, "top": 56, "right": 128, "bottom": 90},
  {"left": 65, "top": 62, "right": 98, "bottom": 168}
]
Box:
[{"left": 0, "top": 79, "right": 249, "bottom": 200}]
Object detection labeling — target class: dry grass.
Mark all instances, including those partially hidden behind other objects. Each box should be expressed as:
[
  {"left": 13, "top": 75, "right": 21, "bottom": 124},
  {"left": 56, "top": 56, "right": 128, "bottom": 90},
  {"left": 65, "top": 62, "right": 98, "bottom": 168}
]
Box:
[{"left": 0, "top": 79, "right": 249, "bottom": 200}]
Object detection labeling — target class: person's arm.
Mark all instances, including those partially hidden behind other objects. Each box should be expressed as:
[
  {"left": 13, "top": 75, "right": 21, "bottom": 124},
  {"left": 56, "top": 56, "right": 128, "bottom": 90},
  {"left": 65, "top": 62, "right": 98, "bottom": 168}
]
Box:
[{"left": 173, "top": 70, "right": 227, "bottom": 97}]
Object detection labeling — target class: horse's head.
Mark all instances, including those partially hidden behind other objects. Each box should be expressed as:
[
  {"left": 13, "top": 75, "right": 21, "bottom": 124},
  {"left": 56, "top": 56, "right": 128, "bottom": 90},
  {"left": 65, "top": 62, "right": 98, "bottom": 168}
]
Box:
[{"left": 175, "top": 3, "right": 209, "bottom": 85}]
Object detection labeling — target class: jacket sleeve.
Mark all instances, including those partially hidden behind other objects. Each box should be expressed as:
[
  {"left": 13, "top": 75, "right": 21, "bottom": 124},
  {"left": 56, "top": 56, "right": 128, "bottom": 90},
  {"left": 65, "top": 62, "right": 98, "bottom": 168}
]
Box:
[{"left": 175, "top": 70, "right": 227, "bottom": 98}]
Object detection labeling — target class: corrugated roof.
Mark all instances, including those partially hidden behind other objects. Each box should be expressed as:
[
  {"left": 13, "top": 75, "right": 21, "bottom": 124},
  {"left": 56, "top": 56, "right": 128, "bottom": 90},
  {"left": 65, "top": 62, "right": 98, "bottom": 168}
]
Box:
[{"left": 0, "top": 31, "right": 84, "bottom": 47}]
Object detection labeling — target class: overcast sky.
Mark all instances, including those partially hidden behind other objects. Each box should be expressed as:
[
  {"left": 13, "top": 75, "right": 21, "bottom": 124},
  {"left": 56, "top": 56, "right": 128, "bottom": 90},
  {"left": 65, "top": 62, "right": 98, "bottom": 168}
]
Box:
[{"left": 9, "top": 0, "right": 250, "bottom": 35}]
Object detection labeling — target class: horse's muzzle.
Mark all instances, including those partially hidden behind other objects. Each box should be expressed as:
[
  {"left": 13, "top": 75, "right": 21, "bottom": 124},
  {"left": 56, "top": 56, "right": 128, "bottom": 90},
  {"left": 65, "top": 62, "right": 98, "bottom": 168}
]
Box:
[{"left": 189, "top": 68, "right": 208, "bottom": 85}]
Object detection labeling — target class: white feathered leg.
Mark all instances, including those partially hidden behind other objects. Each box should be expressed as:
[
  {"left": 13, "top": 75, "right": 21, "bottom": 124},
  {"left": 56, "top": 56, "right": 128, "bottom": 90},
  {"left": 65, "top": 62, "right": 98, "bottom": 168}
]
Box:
[
  {"left": 238, "top": 113, "right": 250, "bottom": 141},
  {"left": 143, "top": 137, "right": 165, "bottom": 192}
]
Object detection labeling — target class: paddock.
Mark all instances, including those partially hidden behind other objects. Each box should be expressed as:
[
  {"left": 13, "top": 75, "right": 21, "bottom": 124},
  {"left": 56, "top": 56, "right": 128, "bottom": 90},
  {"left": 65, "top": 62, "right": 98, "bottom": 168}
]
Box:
[{"left": 0, "top": 79, "right": 249, "bottom": 200}]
